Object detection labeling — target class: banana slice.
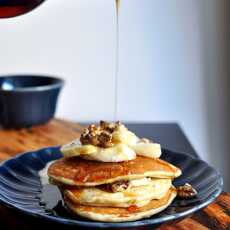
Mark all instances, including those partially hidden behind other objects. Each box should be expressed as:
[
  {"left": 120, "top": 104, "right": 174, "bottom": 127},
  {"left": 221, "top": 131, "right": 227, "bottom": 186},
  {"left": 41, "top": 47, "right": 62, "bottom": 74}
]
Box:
[
  {"left": 112, "top": 125, "right": 139, "bottom": 145},
  {"left": 61, "top": 141, "right": 136, "bottom": 162},
  {"left": 130, "top": 143, "right": 161, "bottom": 159},
  {"left": 81, "top": 143, "right": 136, "bottom": 162},
  {"left": 61, "top": 140, "right": 97, "bottom": 157}
]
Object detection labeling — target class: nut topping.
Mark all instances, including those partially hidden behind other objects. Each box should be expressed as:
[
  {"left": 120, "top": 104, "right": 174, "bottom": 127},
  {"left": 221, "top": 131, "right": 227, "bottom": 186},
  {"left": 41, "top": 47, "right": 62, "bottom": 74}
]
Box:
[
  {"left": 97, "top": 131, "right": 112, "bottom": 148},
  {"left": 111, "top": 180, "right": 130, "bottom": 192},
  {"left": 177, "top": 183, "right": 197, "bottom": 199},
  {"left": 80, "top": 121, "right": 122, "bottom": 148},
  {"left": 99, "top": 180, "right": 130, "bottom": 193},
  {"left": 100, "top": 120, "right": 122, "bottom": 133},
  {"left": 88, "top": 124, "right": 97, "bottom": 132}
]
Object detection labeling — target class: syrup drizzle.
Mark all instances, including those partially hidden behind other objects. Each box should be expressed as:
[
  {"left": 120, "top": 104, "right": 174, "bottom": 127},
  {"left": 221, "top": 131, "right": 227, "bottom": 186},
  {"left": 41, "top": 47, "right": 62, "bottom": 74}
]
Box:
[{"left": 114, "top": 0, "right": 120, "bottom": 121}]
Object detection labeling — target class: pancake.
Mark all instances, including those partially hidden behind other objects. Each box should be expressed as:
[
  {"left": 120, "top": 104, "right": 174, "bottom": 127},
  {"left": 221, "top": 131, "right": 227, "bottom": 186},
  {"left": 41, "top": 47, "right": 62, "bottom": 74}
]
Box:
[
  {"left": 48, "top": 156, "right": 181, "bottom": 186},
  {"left": 64, "top": 178, "right": 172, "bottom": 208},
  {"left": 65, "top": 187, "right": 177, "bottom": 222}
]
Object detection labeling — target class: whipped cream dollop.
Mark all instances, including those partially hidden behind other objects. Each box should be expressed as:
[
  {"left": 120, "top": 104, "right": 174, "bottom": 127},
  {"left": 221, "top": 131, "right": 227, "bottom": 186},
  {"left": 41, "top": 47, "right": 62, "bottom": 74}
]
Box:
[{"left": 61, "top": 121, "right": 161, "bottom": 162}]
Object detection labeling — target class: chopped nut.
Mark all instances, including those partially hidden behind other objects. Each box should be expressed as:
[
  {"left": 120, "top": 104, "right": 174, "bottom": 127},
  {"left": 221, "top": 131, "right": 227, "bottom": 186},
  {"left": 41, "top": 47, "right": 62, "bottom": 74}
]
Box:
[
  {"left": 99, "top": 181, "right": 129, "bottom": 193},
  {"left": 90, "top": 134, "right": 100, "bottom": 146},
  {"left": 98, "top": 180, "right": 130, "bottom": 193},
  {"left": 99, "top": 120, "right": 109, "bottom": 129},
  {"left": 80, "top": 132, "right": 90, "bottom": 145},
  {"left": 88, "top": 124, "right": 97, "bottom": 132},
  {"left": 100, "top": 120, "right": 116, "bottom": 133},
  {"left": 111, "top": 180, "right": 130, "bottom": 192},
  {"left": 97, "top": 131, "right": 113, "bottom": 148},
  {"left": 177, "top": 183, "right": 197, "bottom": 199},
  {"left": 83, "top": 127, "right": 89, "bottom": 133},
  {"left": 80, "top": 121, "right": 124, "bottom": 148}
]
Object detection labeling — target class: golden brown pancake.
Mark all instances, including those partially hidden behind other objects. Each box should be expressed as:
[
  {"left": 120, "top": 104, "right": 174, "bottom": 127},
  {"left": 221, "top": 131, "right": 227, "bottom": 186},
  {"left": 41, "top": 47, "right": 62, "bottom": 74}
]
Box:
[
  {"left": 64, "top": 179, "right": 172, "bottom": 208},
  {"left": 65, "top": 187, "right": 177, "bottom": 222},
  {"left": 48, "top": 156, "right": 181, "bottom": 186}
]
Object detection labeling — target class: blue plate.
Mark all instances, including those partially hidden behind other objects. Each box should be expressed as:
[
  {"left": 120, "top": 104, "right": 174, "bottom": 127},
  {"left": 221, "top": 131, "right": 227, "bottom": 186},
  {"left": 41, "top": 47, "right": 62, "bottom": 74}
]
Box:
[{"left": 0, "top": 147, "right": 223, "bottom": 229}]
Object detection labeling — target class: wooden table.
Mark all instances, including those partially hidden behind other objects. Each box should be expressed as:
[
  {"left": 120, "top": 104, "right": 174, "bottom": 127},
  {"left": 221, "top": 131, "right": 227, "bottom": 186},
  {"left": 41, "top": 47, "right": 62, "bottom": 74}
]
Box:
[{"left": 0, "top": 119, "right": 229, "bottom": 230}]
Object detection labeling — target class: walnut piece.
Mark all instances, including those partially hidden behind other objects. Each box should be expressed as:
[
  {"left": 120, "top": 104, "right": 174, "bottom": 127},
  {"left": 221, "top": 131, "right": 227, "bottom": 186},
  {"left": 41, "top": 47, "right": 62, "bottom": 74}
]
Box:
[
  {"left": 177, "top": 183, "right": 197, "bottom": 199},
  {"left": 80, "top": 121, "right": 122, "bottom": 148},
  {"left": 99, "top": 180, "right": 130, "bottom": 193},
  {"left": 111, "top": 180, "right": 130, "bottom": 192},
  {"left": 97, "top": 131, "right": 113, "bottom": 148},
  {"left": 100, "top": 120, "right": 121, "bottom": 133}
]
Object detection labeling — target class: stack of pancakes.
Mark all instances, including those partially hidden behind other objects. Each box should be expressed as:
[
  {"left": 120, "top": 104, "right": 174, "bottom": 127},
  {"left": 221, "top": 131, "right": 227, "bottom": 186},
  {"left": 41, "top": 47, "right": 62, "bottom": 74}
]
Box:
[{"left": 48, "top": 121, "right": 181, "bottom": 222}]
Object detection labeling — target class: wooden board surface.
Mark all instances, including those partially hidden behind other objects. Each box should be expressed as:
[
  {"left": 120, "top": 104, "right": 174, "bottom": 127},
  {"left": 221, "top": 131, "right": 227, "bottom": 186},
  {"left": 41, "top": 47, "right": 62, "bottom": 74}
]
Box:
[
  {"left": 0, "top": 119, "right": 84, "bottom": 161},
  {"left": 0, "top": 119, "right": 229, "bottom": 230}
]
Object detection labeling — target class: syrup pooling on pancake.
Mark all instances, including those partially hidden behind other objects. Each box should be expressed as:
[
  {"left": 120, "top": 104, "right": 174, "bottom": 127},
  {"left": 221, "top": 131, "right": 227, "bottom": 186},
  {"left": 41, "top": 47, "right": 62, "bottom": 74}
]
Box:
[
  {"left": 61, "top": 121, "right": 161, "bottom": 162},
  {"left": 48, "top": 156, "right": 181, "bottom": 186}
]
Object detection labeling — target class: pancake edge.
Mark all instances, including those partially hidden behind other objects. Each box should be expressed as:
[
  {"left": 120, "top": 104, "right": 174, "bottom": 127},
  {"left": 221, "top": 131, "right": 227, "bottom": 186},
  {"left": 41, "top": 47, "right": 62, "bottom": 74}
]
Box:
[
  {"left": 49, "top": 169, "right": 181, "bottom": 186},
  {"left": 65, "top": 187, "right": 177, "bottom": 222},
  {"left": 64, "top": 179, "right": 172, "bottom": 208}
]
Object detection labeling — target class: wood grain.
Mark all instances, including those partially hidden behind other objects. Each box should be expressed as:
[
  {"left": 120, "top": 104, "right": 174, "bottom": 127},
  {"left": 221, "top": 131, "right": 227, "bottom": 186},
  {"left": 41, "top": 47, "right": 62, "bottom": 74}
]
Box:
[
  {"left": 0, "top": 119, "right": 229, "bottom": 230},
  {"left": 0, "top": 118, "right": 84, "bottom": 160}
]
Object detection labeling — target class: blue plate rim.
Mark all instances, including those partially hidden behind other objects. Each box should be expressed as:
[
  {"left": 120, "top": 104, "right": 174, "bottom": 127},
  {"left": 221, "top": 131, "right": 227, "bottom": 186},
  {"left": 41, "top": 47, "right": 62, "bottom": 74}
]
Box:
[{"left": 0, "top": 146, "right": 224, "bottom": 228}]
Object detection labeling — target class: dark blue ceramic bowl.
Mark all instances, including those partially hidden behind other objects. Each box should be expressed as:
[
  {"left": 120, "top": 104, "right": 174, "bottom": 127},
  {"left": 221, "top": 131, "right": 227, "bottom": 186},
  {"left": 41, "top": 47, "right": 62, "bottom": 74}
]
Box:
[{"left": 0, "top": 75, "right": 64, "bottom": 128}]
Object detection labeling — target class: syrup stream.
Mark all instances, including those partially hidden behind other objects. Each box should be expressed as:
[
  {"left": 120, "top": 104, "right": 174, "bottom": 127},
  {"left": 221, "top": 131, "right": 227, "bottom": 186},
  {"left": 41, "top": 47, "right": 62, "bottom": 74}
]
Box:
[{"left": 114, "top": 0, "right": 120, "bottom": 121}]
